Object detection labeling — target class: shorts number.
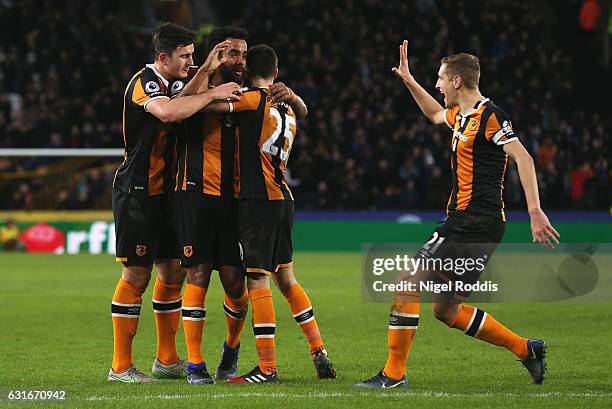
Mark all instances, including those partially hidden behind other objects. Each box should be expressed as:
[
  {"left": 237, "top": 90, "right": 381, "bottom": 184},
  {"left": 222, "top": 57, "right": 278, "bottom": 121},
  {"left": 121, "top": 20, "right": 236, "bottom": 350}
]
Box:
[{"left": 261, "top": 107, "right": 296, "bottom": 162}]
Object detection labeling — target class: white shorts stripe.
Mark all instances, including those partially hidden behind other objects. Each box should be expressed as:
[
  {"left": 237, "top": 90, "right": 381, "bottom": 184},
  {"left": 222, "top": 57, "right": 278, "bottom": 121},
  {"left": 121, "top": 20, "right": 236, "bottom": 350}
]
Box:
[
  {"left": 388, "top": 325, "right": 418, "bottom": 330},
  {"left": 182, "top": 317, "right": 205, "bottom": 321},
  {"left": 112, "top": 313, "right": 140, "bottom": 318}
]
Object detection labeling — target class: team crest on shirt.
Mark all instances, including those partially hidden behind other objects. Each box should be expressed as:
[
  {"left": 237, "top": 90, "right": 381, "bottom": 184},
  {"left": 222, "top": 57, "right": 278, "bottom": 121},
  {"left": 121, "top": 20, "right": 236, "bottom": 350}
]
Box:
[
  {"left": 145, "top": 81, "right": 160, "bottom": 93},
  {"left": 136, "top": 245, "right": 147, "bottom": 257},
  {"left": 468, "top": 118, "right": 479, "bottom": 131},
  {"left": 224, "top": 114, "right": 235, "bottom": 128},
  {"left": 183, "top": 246, "right": 193, "bottom": 257}
]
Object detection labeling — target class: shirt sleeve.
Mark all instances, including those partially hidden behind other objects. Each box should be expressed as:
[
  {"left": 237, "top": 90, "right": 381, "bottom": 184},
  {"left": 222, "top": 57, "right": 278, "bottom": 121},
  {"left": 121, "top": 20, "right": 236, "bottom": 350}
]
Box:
[
  {"left": 129, "top": 71, "right": 168, "bottom": 112},
  {"left": 485, "top": 110, "right": 518, "bottom": 145},
  {"left": 443, "top": 106, "right": 460, "bottom": 129},
  {"left": 228, "top": 90, "right": 262, "bottom": 113}
]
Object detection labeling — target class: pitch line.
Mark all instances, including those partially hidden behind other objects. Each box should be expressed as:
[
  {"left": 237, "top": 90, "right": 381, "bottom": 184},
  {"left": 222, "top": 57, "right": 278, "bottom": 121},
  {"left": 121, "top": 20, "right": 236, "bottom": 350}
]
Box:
[{"left": 84, "top": 391, "right": 612, "bottom": 401}]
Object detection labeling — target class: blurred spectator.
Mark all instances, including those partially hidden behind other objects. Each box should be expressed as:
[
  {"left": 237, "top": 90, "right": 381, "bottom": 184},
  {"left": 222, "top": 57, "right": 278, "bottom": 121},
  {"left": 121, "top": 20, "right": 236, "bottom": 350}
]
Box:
[
  {"left": 570, "top": 162, "right": 595, "bottom": 208},
  {"left": 0, "top": 218, "right": 21, "bottom": 251},
  {"left": 12, "top": 183, "right": 33, "bottom": 210},
  {"left": 0, "top": 0, "right": 609, "bottom": 211},
  {"left": 536, "top": 137, "right": 557, "bottom": 169}
]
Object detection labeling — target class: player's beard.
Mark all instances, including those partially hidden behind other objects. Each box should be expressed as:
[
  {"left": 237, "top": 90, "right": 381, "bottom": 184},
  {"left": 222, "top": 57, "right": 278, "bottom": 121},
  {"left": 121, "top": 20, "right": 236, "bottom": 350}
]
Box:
[{"left": 219, "top": 64, "right": 244, "bottom": 86}]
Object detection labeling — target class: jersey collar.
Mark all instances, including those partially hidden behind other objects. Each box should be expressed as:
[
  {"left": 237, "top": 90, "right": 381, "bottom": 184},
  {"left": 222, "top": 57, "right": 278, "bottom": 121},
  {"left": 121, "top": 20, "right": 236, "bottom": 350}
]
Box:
[
  {"left": 472, "top": 98, "right": 490, "bottom": 109},
  {"left": 145, "top": 63, "right": 169, "bottom": 88},
  {"left": 460, "top": 97, "right": 490, "bottom": 117}
]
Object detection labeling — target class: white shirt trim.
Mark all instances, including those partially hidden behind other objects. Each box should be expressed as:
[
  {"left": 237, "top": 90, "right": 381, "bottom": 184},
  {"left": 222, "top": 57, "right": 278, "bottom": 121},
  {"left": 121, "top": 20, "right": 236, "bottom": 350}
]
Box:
[
  {"left": 495, "top": 136, "right": 518, "bottom": 145},
  {"left": 144, "top": 95, "right": 170, "bottom": 112},
  {"left": 475, "top": 98, "right": 490, "bottom": 109},
  {"left": 145, "top": 63, "right": 170, "bottom": 88},
  {"left": 443, "top": 109, "right": 453, "bottom": 129}
]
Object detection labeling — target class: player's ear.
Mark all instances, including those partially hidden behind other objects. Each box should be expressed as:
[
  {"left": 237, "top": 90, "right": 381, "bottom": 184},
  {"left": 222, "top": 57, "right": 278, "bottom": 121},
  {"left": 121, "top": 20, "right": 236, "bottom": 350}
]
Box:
[
  {"left": 453, "top": 75, "right": 462, "bottom": 89},
  {"left": 273, "top": 67, "right": 278, "bottom": 81},
  {"left": 159, "top": 52, "right": 168, "bottom": 65}
]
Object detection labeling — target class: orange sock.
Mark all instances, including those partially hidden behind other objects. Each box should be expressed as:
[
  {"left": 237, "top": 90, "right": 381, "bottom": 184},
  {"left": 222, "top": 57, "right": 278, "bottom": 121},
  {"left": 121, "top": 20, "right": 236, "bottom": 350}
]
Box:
[
  {"left": 111, "top": 278, "right": 143, "bottom": 374},
  {"left": 224, "top": 289, "right": 248, "bottom": 349},
  {"left": 282, "top": 283, "right": 325, "bottom": 356},
  {"left": 152, "top": 277, "right": 183, "bottom": 365},
  {"left": 447, "top": 305, "right": 528, "bottom": 360},
  {"left": 182, "top": 284, "right": 207, "bottom": 364},
  {"left": 383, "top": 302, "right": 420, "bottom": 380},
  {"left": 250, "top": 288, "right": 276, "bottom": 374}
]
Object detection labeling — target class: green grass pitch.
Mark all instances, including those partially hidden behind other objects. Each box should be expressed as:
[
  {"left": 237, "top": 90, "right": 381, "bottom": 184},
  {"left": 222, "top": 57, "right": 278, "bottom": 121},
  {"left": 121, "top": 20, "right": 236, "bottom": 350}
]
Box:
[{"left": 1, "top": 252, "right": 611, "bottom": 408}]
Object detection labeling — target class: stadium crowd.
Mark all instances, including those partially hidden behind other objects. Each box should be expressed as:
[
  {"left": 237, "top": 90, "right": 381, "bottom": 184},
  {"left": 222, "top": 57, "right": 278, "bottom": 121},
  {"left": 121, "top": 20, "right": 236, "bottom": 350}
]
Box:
[{"left": 0, "top": 0, "right": 609, "bottom": 211}]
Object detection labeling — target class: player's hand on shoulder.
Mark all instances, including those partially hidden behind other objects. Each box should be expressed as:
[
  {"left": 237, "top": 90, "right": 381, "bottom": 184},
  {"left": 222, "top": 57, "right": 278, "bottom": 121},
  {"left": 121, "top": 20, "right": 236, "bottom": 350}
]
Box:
[
  {"left": 269, "top": 82, "right": 297, "bottom": 104},
  {"left": 529, "top": 208, "right": 560, "bottom": 249},
  {"left": 391, "top": 40, "right": 414, "bottom": 83},
  {"left": 212, "top": 82, "right": 242, "bottom": 101}
]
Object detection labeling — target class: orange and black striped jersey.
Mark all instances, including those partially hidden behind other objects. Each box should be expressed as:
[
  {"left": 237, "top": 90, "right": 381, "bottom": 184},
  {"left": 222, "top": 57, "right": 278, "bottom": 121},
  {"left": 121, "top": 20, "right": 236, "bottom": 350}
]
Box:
[
  {"left": 113, "top": 65, "right": 176, "bottom": 196},
  {"left": 231, "top": 87, "right": 297, "bottom": 201},
  {"left": 171, "top": 80, "right": 239, "bottom": 197},
  {"left": 443, "top": 98, "right": 518, "bottom": 220},
  {"left": 171, "top": 110, "right": 239, "bottom": 197}
]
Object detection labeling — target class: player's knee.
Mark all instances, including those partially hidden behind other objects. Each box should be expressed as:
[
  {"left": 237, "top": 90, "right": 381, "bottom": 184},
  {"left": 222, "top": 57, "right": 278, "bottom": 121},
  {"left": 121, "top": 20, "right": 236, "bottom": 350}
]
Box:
[
  {"left": 246, "top": 273, "right": 270, "bottom": 290},
  {"left": 224, "top": 280, "right": 245, "bottom": 299},
  {"left": 121, "top": 265, "right": 152, "bottom": 291},
  {"left": 432, "top": 303, "right": 460, "bottom": 324},
  {"left": 274, "top": 267, "right": 297, "bottom": 294},
  {"left": 156, "top": 259, "right": 186, "bottom": 284},
  {"left": 219, "top": 266, "right": 246, "bottom": 298},
  {"left": 186, "top": 264, "right": 212, "bottom": 287}
]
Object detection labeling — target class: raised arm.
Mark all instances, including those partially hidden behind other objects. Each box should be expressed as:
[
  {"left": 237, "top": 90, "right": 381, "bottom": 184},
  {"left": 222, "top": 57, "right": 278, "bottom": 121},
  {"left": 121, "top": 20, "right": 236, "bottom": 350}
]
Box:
[
  {"left": 392, "top": 40, "right": 446, "bottom": 125},
  {"left": 503, "top": 140, "right": 560, "bottom": 249},
  {"left": 147, "top": 82, "right": 241, "bottom": 123},
  {"left": 179, "top": 40, "right": 232, "bottom": 97},
  {"left": 269, "top": 82, "right": 308, "bottom": 119}
]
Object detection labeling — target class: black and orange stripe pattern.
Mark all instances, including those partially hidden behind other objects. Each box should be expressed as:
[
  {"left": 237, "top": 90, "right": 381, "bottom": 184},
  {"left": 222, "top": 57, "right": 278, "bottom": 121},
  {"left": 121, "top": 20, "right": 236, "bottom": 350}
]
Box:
[
  {"left": 172, "top": 110, "right": 239, "bottom": 198},
  {"left": 443, "top": 99, "right": 518, "bottom": 220},
  {"left": 113, "top": 66, "right": 175, "bottom": 196},
  {"left": 232, "top": 88, "right": 297, "bottom": 201}
]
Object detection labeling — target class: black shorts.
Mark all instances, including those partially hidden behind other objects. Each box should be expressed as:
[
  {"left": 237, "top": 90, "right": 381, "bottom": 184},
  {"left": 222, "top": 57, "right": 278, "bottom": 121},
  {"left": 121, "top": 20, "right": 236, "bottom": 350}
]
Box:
[
  {"left": 112, "top": 188, "right": 179, "bottom": 266},
  {"left": 172, "top": 191, "right": 241, "bottom": 268},
  {"left": 417, "top": 211, "right": 505, "bottom": 299},
  {"left": 238, "top": 199, "right": 294, "bottom": 275}
]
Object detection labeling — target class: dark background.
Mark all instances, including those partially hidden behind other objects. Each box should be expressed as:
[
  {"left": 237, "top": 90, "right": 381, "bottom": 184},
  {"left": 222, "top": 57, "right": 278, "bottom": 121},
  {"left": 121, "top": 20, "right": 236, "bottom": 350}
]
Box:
[{"left": 0, "top": 0, "right": 609, "bottom": 211}]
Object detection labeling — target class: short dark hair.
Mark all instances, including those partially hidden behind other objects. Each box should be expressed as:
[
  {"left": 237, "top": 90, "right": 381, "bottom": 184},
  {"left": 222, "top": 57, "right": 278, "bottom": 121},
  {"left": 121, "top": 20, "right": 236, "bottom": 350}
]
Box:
[
  {"left": 440, "top": 53, "right": 480, "bottom": 89},
  {"left": 204, "top": 26, "right": 248, "bottom": 54},
  {"left": 247, "top": 44, "right": 278, "bottom": 79},
  {"left": 152, "top": 22, "right": 195, "bottom": 59}
]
